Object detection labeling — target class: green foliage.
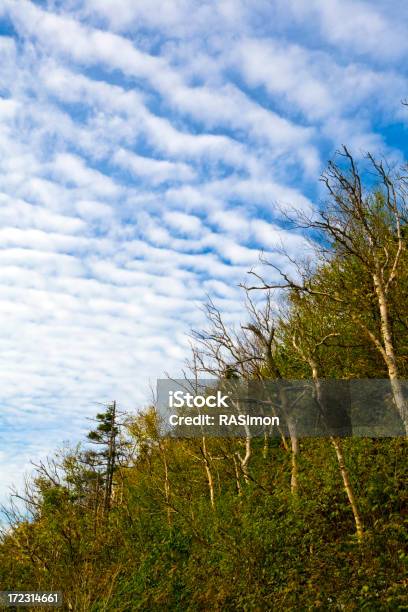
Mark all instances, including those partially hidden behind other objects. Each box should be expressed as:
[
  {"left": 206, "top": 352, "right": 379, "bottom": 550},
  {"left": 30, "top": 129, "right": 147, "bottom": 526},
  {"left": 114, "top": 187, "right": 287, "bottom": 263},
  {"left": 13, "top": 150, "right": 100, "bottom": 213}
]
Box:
[{"left": 1, "top": 434, "right": 406, "bottom": 611}]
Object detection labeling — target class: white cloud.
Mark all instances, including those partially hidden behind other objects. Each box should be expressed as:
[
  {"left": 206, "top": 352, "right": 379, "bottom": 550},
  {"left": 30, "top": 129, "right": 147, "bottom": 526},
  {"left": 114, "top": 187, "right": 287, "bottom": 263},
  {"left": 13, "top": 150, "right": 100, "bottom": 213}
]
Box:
[
  {"left": 52, "top": 153, "right": 120, "bottom": 197},
  {"left": 284, "top": 0, "right": 408, "bottom": 61},
  {"left": 7, "top": 1, "right": 318, "bottom": 168},
  {"left": 113, "top": 148, "right": 196, "bottom": 184},
  {"left": 163, "top": 211, "right": 203, "bottom": 235},
  {"left": 76, "top": 200, "right": 114, "bottom": 221}
]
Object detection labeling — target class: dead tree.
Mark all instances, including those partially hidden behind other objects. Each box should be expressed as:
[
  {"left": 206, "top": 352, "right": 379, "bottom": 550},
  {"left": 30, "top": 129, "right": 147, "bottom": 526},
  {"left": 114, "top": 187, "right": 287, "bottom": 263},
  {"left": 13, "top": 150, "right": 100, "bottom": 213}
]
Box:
[
  {"left": 191, "top": 295, "right": 301, "bottom": 494},
  {"left": 290, "top": 326, "right": 364, "bottom": 542},
  {"left": 191, "top": 299, "right": 259, "bottom": 491},
  {"left": 242, "top": 291, "right": 300, "bottom": 495},
  {"left": 244, "top": 147, "right": 408, "bottom": 435}
]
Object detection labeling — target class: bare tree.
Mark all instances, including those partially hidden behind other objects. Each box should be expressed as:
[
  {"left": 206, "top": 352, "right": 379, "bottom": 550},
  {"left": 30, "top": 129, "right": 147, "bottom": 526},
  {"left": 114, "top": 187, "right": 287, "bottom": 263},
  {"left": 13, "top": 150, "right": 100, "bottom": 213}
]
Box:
[
  {"left": 191, "top": 299, "right": 258, "bottom": 490},
  {"left": 242, "top": 292, "right": 300, "bottom": 494},
  {"left": 245, "top": 147, "right": 408, "bottom": 434},
  {"left": 191, "top": 295, "right": 301, "bottom": 494},
  {"left": 290, "top": 324, "right": 364, "bottom": 541}
]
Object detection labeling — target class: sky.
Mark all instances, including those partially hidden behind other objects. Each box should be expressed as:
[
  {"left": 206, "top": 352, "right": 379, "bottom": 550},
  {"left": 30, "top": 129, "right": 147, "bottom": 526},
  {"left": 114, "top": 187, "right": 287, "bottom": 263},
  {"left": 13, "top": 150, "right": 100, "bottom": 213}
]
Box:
[{"left": 0, "top": 0, "right": 408, "bottom": 507}]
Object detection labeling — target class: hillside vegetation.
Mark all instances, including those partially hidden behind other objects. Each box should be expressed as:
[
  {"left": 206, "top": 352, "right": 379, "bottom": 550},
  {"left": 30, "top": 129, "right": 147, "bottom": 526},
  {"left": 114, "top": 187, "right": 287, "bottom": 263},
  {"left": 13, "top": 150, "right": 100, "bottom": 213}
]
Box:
[{"left": 1, "top": 150, "right": 407, "bottom": 611}]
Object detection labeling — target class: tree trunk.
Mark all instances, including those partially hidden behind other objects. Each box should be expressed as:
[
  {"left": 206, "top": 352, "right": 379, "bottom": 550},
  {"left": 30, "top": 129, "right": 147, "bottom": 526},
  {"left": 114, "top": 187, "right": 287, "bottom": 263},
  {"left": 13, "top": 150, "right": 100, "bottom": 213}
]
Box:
[
  {"left": 236, "top": 430, "right": 252, "bottom": 484},
  {"left": 161, "top": 442, "right": 172, "bottom": 526},
  {"left": 234, "top": 399, "right": 252, "bottom": 484},
  {"left": 288, "top": 424, "right": 299, "bottom": 495},
  {"left": 373, "top": 272, "right": 408, "bottom": 434},
  {"left": 263, "top": 431, "right": 268, "bottom": 459},
  {"left": 330, "top": 436, "right": 364, "bottom": 542},
  {"left": 104, "top": 401, "right": 116, "bottom": 514},
  {"left": 311, "top": 366, "right": 364, "bottom": 541},
  {"left": 232, "top": 453, "right": 242, "bottom": 496},
  {"left": 278, "top": 387, "right": 299, "bottom": 495},
  {"left": 201, "top": 437, "right": 215, "bottom": 509}
]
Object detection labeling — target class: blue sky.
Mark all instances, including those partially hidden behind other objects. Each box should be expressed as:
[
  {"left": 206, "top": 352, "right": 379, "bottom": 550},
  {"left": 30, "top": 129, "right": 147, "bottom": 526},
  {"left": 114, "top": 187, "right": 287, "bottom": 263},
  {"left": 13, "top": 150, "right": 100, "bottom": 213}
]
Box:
[{"left": 0, "top": 0, "right": 408, "bottom": 506}]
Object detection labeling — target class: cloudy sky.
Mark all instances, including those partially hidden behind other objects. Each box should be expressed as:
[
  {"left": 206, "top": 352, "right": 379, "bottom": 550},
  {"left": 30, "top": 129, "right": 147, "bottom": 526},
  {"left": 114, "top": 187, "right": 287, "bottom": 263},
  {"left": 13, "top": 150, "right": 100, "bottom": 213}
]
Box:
[{"left": 0, "top": 0, "right": 408, "bottom": 505}]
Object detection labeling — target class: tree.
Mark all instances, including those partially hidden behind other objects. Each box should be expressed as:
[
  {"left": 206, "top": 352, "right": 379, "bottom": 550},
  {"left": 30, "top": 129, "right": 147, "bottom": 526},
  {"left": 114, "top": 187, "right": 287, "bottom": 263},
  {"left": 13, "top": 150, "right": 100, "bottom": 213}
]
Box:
[
  {"left": 246, "top": 147, "right": 408, "bottom": 434},
  {"left": 284, "top": 298, "right": 364, "bottom": 541},
  {"left": 87, "top": 401, "right": 122, "bottom": 514}
]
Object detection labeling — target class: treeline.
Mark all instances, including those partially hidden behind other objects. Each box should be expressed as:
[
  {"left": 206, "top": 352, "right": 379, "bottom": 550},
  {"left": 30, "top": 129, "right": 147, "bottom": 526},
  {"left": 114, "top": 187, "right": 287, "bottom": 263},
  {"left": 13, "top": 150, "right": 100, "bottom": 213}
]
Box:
[{"left": 0, "top": 149, "right": 407, "bottom": 611}]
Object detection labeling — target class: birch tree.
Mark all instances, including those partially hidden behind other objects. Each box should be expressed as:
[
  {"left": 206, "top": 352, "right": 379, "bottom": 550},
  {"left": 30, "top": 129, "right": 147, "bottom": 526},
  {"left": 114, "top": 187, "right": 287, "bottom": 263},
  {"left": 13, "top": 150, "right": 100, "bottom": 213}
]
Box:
[{"left": 246, "top": 147, "right": 408, "bottom": 434}]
